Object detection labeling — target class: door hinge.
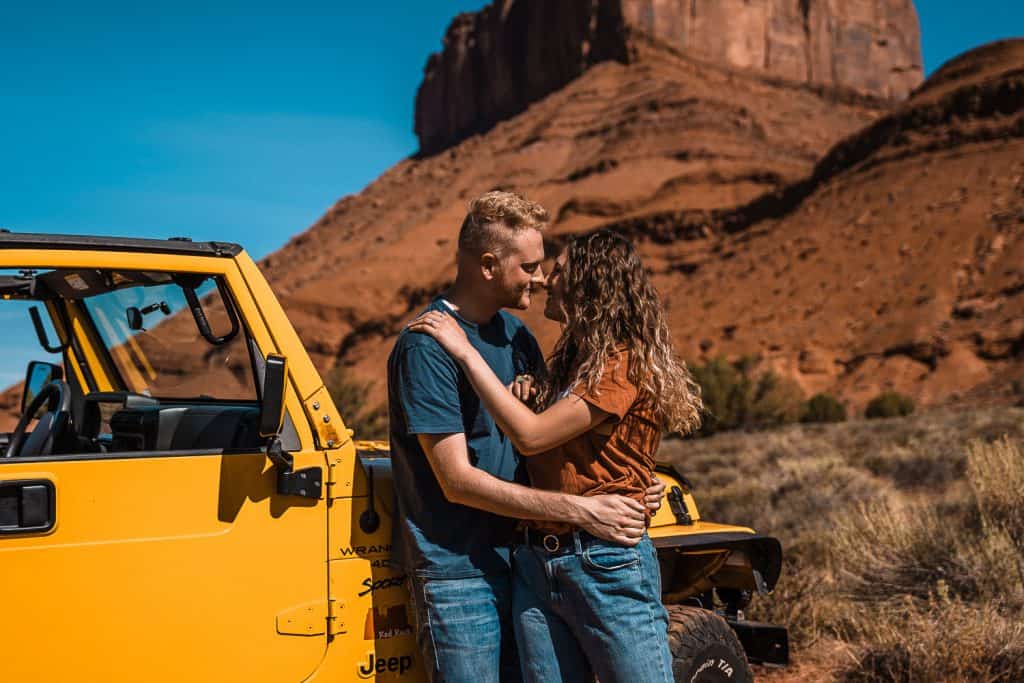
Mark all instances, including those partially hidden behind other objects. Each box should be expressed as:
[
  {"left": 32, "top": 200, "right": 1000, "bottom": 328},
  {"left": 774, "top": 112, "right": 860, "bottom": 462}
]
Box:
[
  {"left": 276, "top": 601, "right": 327, "bottom": 636},
  {"left": 267, "top": 437, "right": 322, "bottom": 499},
  {"left": 328, "top": 598, "right": 346, "bottom": 636}
]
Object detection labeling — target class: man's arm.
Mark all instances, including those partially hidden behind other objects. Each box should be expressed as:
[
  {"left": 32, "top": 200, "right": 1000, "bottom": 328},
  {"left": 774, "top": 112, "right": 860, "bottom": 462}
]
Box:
[{"left": 418, "top": 433, "right": 646, "bottom": 546}]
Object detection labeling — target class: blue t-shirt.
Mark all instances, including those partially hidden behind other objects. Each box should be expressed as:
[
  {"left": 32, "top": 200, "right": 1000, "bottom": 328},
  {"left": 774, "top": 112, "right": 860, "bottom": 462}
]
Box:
[{"left": 388, "top": 297, "right": 543, "bottom": 579}]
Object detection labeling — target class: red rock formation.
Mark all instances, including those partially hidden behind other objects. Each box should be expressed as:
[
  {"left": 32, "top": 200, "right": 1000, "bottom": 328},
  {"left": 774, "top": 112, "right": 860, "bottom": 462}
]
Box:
[
  {"left": 263, "top": 33, "right": 891, "bottom": 410},
  {"left": 415, "top": 0, "right": 922, "bottom": 154},
  {"left": 0, "top": 384, "right": 21, "bottom": 433},
  {"left": 621, "top": 39, "right": 1024, "bottom": 408},
  {"left": 266, "top": 35, "right": 1022, "bottom": 416},
  {"left": 621, "top": 0, "right": 922, "bottom": 99},
  {"left": 415, "top": 0, "right": 629, "bottom": 156}
]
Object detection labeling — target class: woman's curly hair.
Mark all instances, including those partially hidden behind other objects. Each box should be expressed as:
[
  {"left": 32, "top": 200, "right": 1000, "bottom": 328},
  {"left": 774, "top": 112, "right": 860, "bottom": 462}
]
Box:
[{"left": 537, "top": 230, "right": 703, "bottom": 435}]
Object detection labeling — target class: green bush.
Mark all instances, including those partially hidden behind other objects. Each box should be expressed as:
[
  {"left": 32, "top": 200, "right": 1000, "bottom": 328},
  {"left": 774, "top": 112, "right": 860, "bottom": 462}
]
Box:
[
  {"left": 750, "top": 372, "right": 806, "bottom": 427},
  {"left": 865, "top": 391, "right": 915, "bottom": 419},
  {"left": 801, "top": 393, "right": 847, "bottom": 423},
  {"left": 690, "top": 357, "right": 752, "bottom": 436},
  {"left": 690, "top": 357, "right": 805, "bottom": 435},
  {"left": 324, "top": 364, "right": 389, "bottom": 440}
]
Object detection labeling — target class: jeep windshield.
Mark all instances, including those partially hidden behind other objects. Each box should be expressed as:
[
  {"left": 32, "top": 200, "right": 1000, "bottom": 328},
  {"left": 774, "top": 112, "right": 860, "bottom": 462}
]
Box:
[{"left": 1, "top": 267, "right": 257, "bottom": 401}]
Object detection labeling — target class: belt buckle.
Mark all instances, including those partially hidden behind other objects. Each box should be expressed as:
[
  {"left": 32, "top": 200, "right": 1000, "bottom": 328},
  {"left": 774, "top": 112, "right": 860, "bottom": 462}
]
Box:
[{"left": 542, "top": 534, "right": 560, "bottom": 552}]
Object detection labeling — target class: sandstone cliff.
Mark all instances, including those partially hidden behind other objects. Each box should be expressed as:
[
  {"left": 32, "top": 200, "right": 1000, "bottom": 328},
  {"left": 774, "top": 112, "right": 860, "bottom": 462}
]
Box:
[
  {"left": 264, "top": 30, "right": 1024, "bottom": 415},
  {"left": 415, "top": 0, "right": 923, "bottom": 154}
]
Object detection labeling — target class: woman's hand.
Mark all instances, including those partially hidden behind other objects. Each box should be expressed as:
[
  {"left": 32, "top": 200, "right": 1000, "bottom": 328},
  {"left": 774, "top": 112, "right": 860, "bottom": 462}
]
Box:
[
  {"left": 644, "top": 476, "right": 665, "bottom": 514},
  {"left": 407, "top": 311, "right": 473, "bottom": 361}
]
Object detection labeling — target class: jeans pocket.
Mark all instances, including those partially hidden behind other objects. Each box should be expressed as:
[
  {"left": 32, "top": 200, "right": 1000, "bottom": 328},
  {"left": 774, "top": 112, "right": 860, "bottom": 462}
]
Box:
[{"left": 582, "top": 542, "right": 640, "bottom": 571}]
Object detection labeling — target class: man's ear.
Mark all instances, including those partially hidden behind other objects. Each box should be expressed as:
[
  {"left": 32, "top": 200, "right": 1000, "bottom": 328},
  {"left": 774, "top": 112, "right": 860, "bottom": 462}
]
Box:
[{"left": 480, "top": 252, "right": 500, "bottom": 281}]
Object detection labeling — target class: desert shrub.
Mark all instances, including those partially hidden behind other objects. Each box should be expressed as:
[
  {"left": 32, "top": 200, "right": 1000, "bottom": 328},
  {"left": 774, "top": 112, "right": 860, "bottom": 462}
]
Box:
[
  {"left": 802, "top": 393, "right": 847, "bottom": 423},
  {"left": 699, "top": 454, "right": 880, "bottom": 543},
  {"left": 831, "top": 440, "right": 1024, "bottom": 681},
  {"left": 689, "top": 357, "right": 752, "bottom": 436},
  {"left": 748, "top": 371, "right": 806, "bottom": 426},
  {"left": 861, "top": 445, "right": 966, "bottom": 490},
  {"left": 842, "top": 596, "right": 1024, "bottom": 683},
  {"left": 831, "top": 500, "right": 982, "bottom": 604},
  {"left": 689, "top": 357, "right": 805, "bottom": 435},
  {"left": 864, "top": 391, "right": 915, "bottom": 419},
  {"left": 967, "top": 437, "right": 1024, "bottom": 587},
  {"left": 967, "top": 437, "right": 1024, "bottom": 550},
  {"left": 324, "top": 364, "right": 388, "bottom": 440}
]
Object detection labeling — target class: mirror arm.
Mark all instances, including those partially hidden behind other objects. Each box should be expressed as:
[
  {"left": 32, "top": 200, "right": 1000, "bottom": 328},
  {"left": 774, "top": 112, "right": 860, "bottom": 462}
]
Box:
[
  {"left": 268, "top": 436, "right": 321, "bottom": 499},
  {"left": 266, "top": 436, "right": 293, "bottom": 472}
]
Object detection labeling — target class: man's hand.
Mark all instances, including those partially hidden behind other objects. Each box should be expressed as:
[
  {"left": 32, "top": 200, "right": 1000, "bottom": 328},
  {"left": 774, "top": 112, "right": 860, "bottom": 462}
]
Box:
[
  {"left": 572, "top": 494, "right": 647, "bottom": 546},
  {"left": 644, "top": 476, "right": 666, "bottom": 514}
]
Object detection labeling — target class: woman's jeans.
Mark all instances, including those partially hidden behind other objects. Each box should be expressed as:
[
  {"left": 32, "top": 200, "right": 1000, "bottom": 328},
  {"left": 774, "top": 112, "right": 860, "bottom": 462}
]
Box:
[
  {"left": 511, "top": 532, "right": 673, "bottom": 683},
  {"left": 408, "top": 572, "right": 522, "bottom": 683}
]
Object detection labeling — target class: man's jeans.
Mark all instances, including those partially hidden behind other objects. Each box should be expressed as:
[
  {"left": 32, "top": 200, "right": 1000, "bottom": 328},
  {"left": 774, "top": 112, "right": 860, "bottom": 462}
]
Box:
[
  {"left": 408, "top": 573, "right": 522, "bottom": 683},
  {"left": 511, "top": 533, "right": 673, "bottom": 683}
]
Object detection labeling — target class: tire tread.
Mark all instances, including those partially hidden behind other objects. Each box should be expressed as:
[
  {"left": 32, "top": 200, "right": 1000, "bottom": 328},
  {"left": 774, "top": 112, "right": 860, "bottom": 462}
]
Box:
[{"left": 665, "top": 605, "right": 752, "bottom": 683}]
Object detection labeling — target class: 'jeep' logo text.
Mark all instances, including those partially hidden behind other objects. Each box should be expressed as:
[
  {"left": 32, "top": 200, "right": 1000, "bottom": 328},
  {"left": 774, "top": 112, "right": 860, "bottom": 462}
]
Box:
[{"left": 358, "top": 653, "right": 413, "bottom": 678}]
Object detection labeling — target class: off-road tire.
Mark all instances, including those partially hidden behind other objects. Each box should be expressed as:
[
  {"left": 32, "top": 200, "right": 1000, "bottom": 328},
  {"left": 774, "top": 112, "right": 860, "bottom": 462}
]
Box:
[{"left": 666, "top": 605, "right": 753, "bottom": 683}]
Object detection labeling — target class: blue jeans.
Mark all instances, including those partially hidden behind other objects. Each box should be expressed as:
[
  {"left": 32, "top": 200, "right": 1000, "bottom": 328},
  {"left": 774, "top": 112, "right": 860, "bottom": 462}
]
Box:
[
  {"left": 511, "top": 533, "right": 673, "bottom": 683},
  {"left": 408, "top": 573, "right": 522, "bottom": 683}
]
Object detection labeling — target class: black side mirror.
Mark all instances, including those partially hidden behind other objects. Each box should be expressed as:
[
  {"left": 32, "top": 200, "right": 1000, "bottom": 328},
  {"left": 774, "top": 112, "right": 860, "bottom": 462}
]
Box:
[
  {"left": 126, "top": 301, "right": 171, "bottom": 332},
  {"left": 126, "top": 307, "right": 144, "bottom": 331},
  {"left": 259, "top": 354, "right": 288, "bottom": 439},
  {"left": 258, "top": 354, "right": 321, "bottom": 499},
  {"left": 22, "top": 361, "right": 63, "bottom": 415}
]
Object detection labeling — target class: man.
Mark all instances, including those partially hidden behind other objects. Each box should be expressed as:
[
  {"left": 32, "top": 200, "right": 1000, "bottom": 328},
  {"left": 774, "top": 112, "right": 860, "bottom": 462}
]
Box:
[{"left": 387, "top": 191, "right": 653, "bottom": 683}]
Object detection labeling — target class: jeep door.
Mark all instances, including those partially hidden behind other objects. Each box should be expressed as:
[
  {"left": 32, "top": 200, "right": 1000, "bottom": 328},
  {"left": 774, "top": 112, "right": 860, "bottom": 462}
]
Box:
[{"left": 0, "top": 247, "right": 329, "bottom": 682}]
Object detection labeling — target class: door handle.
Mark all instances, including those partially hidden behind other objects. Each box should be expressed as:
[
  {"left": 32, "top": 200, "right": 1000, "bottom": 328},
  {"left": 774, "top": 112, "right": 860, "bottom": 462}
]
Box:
[{"left": 0, "top": 480, "right": 56, "bottom": 534}]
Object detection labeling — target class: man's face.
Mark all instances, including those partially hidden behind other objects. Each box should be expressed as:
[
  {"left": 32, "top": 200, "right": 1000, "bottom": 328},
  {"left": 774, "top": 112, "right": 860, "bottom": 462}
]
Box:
[
  {"left": 492, "top": 228, "right": 546, "bottom": 310},
  {"left": 543, "top": 250, "right": 568, "bottom": 323}
]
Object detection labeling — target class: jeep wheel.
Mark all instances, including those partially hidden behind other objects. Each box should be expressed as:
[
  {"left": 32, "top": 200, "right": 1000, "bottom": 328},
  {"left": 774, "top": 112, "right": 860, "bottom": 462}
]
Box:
[{"left": 666, "top": 605, "right": 752, "bottom": 683}]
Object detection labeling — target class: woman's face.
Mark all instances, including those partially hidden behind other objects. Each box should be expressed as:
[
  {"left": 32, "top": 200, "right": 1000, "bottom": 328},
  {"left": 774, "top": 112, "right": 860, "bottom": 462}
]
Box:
[{"left": 543, "top": 250, "right": 568, "bottom": 323}]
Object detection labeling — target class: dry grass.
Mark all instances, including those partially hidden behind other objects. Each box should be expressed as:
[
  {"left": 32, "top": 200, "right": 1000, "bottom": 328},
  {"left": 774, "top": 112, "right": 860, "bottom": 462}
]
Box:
[
  {"left": 841, "top": 596, "right": 1024, "bottom": 683},
  {"left": 658, "top": 408, "right": 1024, "bottom": 682}
]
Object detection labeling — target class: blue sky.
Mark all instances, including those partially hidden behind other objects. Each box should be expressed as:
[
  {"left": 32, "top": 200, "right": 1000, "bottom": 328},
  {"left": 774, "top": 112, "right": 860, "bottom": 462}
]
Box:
[
  {"left": 0, "top": 1, "right": 1020, "bottom": 386},
  {"left": 1, "top": 1, "right": 1020, "bottom": 259}
]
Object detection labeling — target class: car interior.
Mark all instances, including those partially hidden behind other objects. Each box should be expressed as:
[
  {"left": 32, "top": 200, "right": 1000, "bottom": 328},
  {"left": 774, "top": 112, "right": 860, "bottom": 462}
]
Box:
[{"left": 0, "top": 267, "right": 271, "bottom": 459}]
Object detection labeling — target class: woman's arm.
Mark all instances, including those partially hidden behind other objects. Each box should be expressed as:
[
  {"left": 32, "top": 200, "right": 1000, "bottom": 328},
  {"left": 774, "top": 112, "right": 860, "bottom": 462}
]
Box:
[
  {"left": 460, "top": 347, "right": 611, "bottom": 454},
  {"left": 407, "top": 311, "right": 612, "bottom": 454}
]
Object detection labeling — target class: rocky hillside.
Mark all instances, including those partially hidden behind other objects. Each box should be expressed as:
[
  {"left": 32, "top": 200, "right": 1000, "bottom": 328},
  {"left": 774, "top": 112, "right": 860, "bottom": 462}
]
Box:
[
  {"left": 264, "top": 1, "right": 1023, "bottom": 416},
  {"left": 262, "top": 0, "right": 935, "bottom": 411},
  {"left": 644, "top": 38, "right": 1024, "bottom": 408}
]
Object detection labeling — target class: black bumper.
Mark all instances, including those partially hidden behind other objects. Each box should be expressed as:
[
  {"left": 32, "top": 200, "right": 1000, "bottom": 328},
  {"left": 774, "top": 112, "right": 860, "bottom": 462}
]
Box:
[{"left": 728, "top": 618, "right": 789, "bottom": 665}]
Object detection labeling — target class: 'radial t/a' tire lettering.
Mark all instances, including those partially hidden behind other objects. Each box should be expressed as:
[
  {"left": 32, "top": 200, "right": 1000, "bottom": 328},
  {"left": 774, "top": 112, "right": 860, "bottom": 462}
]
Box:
[{"left": 666, "top": 605, "right": 753, "bottom": 683}]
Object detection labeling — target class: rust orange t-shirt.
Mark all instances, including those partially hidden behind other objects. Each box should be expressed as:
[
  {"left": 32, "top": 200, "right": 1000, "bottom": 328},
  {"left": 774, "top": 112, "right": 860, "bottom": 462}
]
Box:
[{"left": 526, "top": 351, "right": 662, "bottom": 534}]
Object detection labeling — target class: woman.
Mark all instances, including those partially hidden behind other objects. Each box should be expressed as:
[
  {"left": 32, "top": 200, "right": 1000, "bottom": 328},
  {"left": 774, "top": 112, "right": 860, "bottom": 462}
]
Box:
[{"left": 409, "top": 230, "right": 702, "bottom": 683}]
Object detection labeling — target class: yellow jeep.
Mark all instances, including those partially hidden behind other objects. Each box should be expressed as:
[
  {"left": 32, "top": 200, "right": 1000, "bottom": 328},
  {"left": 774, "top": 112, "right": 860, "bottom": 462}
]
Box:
[{"left": 0, "top": 233, "right": 787, "bottom": 682}]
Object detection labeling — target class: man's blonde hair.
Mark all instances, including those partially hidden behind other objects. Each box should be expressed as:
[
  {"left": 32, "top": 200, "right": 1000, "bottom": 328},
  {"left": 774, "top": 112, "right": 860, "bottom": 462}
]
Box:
[{"left": 458, "top": 190, "right": 548, "bottom": 256}]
